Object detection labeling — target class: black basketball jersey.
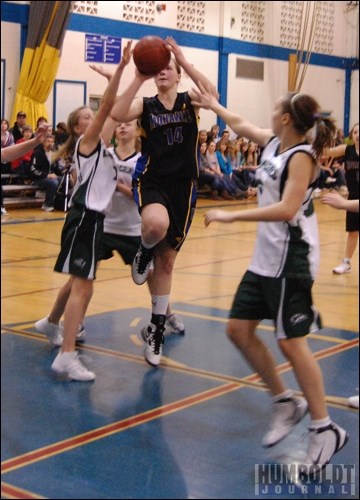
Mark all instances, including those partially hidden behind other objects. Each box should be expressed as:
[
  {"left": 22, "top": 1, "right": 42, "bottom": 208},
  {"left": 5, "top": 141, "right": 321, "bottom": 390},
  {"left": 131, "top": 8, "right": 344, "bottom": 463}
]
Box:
[
  {"left": 137, "top": 91, "right": 199, "bottom": 180},
  {"left": 344, "top": 144, "right": 359, "bottom": 199}
]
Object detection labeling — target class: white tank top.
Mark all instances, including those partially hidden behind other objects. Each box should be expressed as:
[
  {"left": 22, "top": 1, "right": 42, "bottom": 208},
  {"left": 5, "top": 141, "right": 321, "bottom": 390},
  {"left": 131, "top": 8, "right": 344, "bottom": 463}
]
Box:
[
  {"left": 104, "top": 149, "right": 141, "bottom": 236},
  {"left": 70, "top": 136, "right": 117, "bottom": 214},
  {"left": 249, "top": 137, "right": 320, "bottom": 279}
]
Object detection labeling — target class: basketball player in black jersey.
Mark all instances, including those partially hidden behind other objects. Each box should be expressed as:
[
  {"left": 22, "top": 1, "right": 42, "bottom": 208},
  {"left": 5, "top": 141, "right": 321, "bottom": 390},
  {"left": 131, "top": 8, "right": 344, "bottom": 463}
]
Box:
[{"left": 111, "top": 36, "right": 218, "bottom": 366}]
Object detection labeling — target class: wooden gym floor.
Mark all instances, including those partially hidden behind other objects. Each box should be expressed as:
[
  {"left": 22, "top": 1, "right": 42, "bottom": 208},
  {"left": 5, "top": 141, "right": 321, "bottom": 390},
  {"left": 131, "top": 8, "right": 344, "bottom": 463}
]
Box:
[{"left": 1, "top": 197, "right": 359, "bottom": 499}]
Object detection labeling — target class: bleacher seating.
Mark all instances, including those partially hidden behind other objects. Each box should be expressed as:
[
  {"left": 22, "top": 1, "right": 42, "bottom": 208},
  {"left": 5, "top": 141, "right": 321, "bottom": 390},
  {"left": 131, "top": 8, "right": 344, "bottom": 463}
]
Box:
[{"left": 1, "top": 174, "right": 45, "bottom": 209}]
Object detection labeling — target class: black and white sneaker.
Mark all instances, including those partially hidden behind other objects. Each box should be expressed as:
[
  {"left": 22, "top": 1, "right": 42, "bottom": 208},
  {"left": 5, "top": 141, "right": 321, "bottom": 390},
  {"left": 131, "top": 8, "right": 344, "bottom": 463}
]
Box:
[
  {"left": 301, "top": 422, "right": 349, "bottom": 474},
  {"left": 140, "top": 323, "right": 164, "bottom": 367},
  {"left": 262, "top": 396, "right": 308, "bottom": 447},
  {"left": 131, "top": 245, "right": 154, "bottom": 285}
]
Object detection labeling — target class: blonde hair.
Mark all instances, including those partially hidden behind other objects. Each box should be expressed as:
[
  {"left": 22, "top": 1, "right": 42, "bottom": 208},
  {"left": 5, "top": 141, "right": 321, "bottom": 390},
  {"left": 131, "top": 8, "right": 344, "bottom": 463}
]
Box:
[{"left": 52, "top": 106, "right": 88, "bottom": 162}]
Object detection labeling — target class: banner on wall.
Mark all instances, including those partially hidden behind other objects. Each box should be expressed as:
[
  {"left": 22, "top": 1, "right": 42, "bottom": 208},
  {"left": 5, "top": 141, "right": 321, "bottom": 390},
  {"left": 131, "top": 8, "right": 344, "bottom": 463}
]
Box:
[{"left": 85, "top": 34, "right": 121, "bottom": 64}]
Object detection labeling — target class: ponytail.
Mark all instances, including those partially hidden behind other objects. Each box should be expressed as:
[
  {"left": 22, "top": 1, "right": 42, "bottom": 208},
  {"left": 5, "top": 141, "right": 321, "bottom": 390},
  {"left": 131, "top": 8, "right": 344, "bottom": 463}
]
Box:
[{"left": 311, "top": 115, "right": 336, "bottom": 160}]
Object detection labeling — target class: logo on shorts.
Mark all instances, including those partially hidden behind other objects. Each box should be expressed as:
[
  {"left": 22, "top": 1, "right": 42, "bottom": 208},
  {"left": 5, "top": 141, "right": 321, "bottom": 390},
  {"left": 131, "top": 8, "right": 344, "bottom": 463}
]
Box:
[
  {"left": 290, "top": 313, "right": 308, "bottom": 325},
  {"left": 74, "top": 258, "right": 86, "bottom": 270}
]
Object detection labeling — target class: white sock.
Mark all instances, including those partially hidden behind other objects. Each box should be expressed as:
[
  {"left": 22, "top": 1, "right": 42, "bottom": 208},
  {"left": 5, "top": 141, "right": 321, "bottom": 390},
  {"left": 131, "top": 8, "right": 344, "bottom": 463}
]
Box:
[
  {"left": 151, "top": 295, "right": 169, "bottom": 316},
  {"left": 310, "top": 417, "right": 331, "bottom": 429},
  {"left": 141, "top": 238, "right": 155, "bottom": 250},
  {"left": 59, "top": 351, "right": 77, "bottom": 358}
]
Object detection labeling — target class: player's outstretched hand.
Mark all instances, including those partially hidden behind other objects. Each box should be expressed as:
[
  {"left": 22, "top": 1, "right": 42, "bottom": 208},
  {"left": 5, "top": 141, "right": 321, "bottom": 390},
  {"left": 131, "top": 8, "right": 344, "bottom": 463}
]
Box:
[
  {"left": 35, "top": 122, "right": 51, "bottom": 143},
  {"left": 121, "top": 40, "right": 133, "bottom": 66},
  {"left": 89, "top": 65, "right": 113, "bottom": 81},
  {"left": 204, "top": 209, "right": 228, "bottom": 227},
  {"left": 165, "top": 36, "right": 185, "bottom": 65},
  {"left": 321, "top": 191, "right": 347, "bottom": 210},
  {"left": 191, "top": 81, "right": 219, "bottom": 109}
]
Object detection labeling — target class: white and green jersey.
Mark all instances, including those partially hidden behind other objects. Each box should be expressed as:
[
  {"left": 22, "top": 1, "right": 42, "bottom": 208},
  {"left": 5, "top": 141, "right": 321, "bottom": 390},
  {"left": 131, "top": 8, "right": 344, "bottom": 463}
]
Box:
[
  {"left": 70, "top": 136, "right": 117, "bottom": 214},
  {"left": 249, "top": 137, "right": 319, "bottom": 279},
  {"left": 104, "top": 149, "right": 141, "bottom": 236}
]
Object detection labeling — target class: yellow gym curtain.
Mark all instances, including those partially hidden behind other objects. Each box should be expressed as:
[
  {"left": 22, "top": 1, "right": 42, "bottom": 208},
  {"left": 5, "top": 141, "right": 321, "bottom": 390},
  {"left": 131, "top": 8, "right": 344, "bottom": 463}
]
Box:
[{"left": 11, "top": 1, "right": 73, "bottom": 129}]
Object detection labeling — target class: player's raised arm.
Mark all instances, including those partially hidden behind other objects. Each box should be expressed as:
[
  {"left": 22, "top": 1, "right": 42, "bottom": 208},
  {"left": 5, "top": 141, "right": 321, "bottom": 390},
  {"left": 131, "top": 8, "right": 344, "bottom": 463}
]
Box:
[
  {"left": 191, "top": 82, "right": 272, "bottom": 148},
  {"left": 1, "top": 123, "right": 50, "bottom": 163},
  {"left": 165, "top": 36, "right": 218, "bottom": 100},
  {"left": 80, "top": 41, "right": 132, "bottom": 155}
]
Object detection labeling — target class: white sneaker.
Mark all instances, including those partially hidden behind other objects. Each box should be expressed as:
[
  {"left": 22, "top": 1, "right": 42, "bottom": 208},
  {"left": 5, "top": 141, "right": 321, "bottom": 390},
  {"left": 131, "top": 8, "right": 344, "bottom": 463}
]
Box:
[
  {"left": 301, "top": 422, "right": 348, "bottom": 474},
  {"left": 348, "top": 395, "right": 359, "bottom": 409},
  {"left": 165, "top": 313, "right": 185, "bottom": 335},
  {"left": 140, "top": 323, "right": 164, "bottom": 367},
  {"left": 325, "top": 177, "right": 337, "bottom": 185},
  {"left": 262, "top": 396, "right": 308, "bottom": 447},
  {"left": 41, "top": 204, "right": 54, "bottom": 212},
  {"left": 131, "top": 245, "right": 154, "bottom": 285},
  {"left": 36, "top": 318, "right": 86, "bottom": 347},
  {"left": 1, "top": 207, "right": 9, "bottom": 216},
  {"left": 35, "top": 317, "right": 63, "bottom": 347},
  {"left": 332, "top": 259, "right": 351, "bottom": 274},
  {"left": 51, "top": 351, "right": 95, "bottom": 381}
]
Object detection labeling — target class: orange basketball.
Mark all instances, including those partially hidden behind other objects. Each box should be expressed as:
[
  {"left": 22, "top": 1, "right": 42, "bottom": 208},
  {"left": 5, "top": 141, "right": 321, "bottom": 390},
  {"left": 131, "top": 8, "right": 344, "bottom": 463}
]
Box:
[{"left": 133, "top": 36, "right": 171, "bottom": 76}]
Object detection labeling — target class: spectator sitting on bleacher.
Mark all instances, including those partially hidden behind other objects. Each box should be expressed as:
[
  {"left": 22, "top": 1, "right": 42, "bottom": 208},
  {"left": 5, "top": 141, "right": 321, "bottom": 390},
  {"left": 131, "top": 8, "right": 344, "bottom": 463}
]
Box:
[
  {"left": 220, "top": 129, "right": 230, "bottom": 145},
  {"left": 314, "top": 156, "right": 348, "bottom": 197},
  {"left": 1, "top": 119, "right": 15, "bottom": 150},
  {"left": 9, "top": 111, "right": 27, "bottom": 143},
  {"left": 207, "top": 124, "right": 220, "bottom": 144},
  {"left": 54, "top": 122, "right": 69, "bottom": 149},
  {"left": 1, "top": 122, "right": 50, "bottom": 216},
  {"left": 198, "top": 129, "right": 208, "bottom": 148},
  {"left": 1, "top": 118, "right": 15, "bottom": 216},
  {"left": 198, "top": 142, "right": 226, "bottom": 200},
  {"left": 34, "top": 117, "right": 48, "bottom": 138},
  {"left": 215, "top": 139, "right": 244, "bottom": 199},
  {"left": 230, "top": 140, "right": 257, "bottom": 198},
  {"left": 1, "top": 118, "right": 15, "bottom": 176},
  {"left": 206, "top": 140, "right": 238, "bottom": 199},
  {"left": 30, "top": 134, "right": 63, "bottom": 212},
  {"left": 10, "top": 125, "right": 34, "bottom": 179}
]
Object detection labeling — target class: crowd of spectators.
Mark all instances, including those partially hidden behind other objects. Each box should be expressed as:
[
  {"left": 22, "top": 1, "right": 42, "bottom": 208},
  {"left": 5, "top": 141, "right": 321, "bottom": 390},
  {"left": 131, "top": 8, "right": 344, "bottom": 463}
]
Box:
[
  {"left": 198, "top": 124, "right": 351, "bottom": 202},
  {"left": 197, "top": 125, "right": 260, "bottom": 200},
  {"left": 1, "top": 114, "right": 353, "bottom": 215},
  {"left": 1, "top": 112, "right": 71, "bottom": 214}
]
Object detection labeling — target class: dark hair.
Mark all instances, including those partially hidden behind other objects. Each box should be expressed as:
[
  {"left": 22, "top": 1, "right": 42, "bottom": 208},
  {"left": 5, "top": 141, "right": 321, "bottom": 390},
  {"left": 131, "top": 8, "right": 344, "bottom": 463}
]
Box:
[
  {"left": 36, "top": 116, "right": 47, "bottom": 127},
  {"left": 282, "top": 93, "right": 336, "bottom": 160},
  {"left": 56, "top": 122, "right": 68, "bottom": 133},
  {"left": 1, "top": 118, "right": 10, "bottom": 129}
]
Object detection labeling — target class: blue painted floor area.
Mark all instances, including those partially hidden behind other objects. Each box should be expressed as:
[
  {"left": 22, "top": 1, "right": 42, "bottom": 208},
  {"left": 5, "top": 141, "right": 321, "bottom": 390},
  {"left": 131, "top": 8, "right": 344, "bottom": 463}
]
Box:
[{"left": 1, "top": 303, "right": 359, "bottom": 499}]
